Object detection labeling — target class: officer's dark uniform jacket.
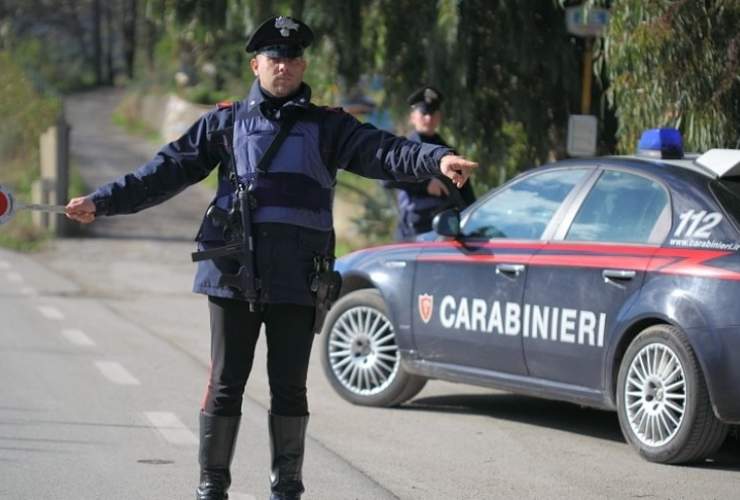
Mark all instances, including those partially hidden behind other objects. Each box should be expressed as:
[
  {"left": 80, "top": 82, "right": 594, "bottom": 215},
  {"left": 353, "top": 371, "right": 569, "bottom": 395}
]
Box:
[
  {"left": 384, "top": 131, "right": 476, "bottom": 239},
  {"left": 91, "top": 81, "right": 450, "bottom": 305}
]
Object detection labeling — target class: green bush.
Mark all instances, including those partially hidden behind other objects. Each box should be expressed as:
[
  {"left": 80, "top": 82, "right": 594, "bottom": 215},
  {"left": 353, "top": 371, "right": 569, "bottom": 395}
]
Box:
[
  {"left": 0, "top": 51, "right": 62, "bottom": 251},
  {"left": 0, "top": 52, "right": 61, "bottom": 164}
]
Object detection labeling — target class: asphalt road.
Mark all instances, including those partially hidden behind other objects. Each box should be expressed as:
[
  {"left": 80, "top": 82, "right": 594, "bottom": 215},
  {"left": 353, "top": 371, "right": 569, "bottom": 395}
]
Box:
[{"left": 1, "top": 88, "right": 738, "bottom": 499}]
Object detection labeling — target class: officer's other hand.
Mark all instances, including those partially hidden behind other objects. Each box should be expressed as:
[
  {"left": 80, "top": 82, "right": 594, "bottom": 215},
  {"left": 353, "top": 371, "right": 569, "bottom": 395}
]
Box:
[
  {"left": 440, "top": 154, "right": 478, "bottom": 188},
  {"left": 65, "top": 196, "right": 96, "bottom": 224},
  {"left": 427, "top": 178, "right": 450, "bottom": 197}
]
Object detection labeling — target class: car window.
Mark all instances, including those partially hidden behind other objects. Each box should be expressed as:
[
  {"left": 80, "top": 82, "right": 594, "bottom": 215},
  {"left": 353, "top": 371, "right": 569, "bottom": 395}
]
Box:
[
  {"left": 710, "top": 178, "right": 740, "bottom": 229},
  {"left": 566, "top": 170, "right": 669, "bottom": 244},
  {"left": 462, "top": 169, "right": 588, "bottom": 240}
]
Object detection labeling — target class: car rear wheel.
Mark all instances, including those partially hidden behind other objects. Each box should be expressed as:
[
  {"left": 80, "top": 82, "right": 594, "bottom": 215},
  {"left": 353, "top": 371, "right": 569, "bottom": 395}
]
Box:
[
  {"left": 320, "top": 289, "right": 427, "bottom": 407},
  {"left": 616, "top": 324, "right": 728, "bottom": 464}
]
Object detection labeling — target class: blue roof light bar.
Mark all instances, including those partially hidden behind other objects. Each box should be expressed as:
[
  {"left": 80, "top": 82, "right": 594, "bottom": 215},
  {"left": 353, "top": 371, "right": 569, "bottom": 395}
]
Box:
[{"left": 637, "top": 128, "right": 684, "bottom": 159}]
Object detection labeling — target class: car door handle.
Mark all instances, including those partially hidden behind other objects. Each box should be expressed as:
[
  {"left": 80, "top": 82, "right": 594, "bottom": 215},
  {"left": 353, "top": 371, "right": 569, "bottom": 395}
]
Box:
[
  {"left": 496, "top": 264, "right": 525, "bottom": 277},
  {"left": 602, "top": 269, "right": 636, "bottom": 282}
]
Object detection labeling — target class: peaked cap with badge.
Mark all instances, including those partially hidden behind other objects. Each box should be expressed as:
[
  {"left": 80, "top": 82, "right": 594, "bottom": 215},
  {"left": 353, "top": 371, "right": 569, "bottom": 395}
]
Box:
[
  {"left": 407, "top": 86, "right": 444, "bottom": 115},
  {"left": 245, "top": 16, "right": 314, "bottom": 58}
]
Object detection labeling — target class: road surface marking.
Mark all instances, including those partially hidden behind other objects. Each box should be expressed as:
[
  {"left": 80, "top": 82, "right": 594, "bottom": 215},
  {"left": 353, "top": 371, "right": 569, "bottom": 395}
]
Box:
[
  {"left": 61, "top": 329, "right": 95, "bottom": 346},
  {"left": 20, "top": 286, "right": 36, "bottom": 296},
  {"left": 37, "top": 306, "right": 64, "bottom": 320},
  {"left": 7, "top": 272, "right": 23, "bottom": 283},
  {"left": 144, "top": 412, "right": 197, "bottom": 445},
  {"left": 0, "top": 261, "right": 10, "bottom": 270},
  {"left": 94, "top": 361, "right": 141, "bottom": 385},
  {"left": 230, "top": 493, "right": 257, "bottom": 500}
]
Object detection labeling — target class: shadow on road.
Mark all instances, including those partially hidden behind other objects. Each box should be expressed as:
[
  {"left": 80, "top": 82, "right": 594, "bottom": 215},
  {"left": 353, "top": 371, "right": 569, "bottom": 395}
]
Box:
[
  {"left": 405, "top": 392, "right": 624, "bottom": 442},
  {"left": 693, "top": 432, "right": 740, "bottom": 472},
  {"left": 402, "top": 392, "right": 740, "bottom": 470}
]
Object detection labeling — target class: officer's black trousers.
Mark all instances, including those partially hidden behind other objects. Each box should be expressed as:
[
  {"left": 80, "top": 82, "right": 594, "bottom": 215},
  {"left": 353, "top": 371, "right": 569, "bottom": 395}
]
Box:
[{"left": 203, "top": 296, "right": 315, "bottom": 417}]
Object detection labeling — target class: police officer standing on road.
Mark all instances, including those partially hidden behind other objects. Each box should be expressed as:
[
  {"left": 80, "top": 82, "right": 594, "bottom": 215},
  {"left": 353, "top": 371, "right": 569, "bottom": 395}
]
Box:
[
  {"left": 384, "top": 86, "right": 476, "bottom": 240},
  {"left": 65, "top": 16, "right": 476, "bottom": 500}
]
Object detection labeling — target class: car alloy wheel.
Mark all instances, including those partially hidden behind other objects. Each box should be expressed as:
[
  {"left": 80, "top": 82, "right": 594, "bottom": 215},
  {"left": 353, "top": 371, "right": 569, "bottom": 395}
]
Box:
[
  {"left": 327, "top": 305, "right": 399, "bottom": 396},
  {"left": 624, "top": 343, "right": 686, "bottom": 447},
  {"left": 321, "top": 289, "right": 427, "bottom": 407},
  {"left": 616, "top": 324, "right": 728, "bottom": 463}
]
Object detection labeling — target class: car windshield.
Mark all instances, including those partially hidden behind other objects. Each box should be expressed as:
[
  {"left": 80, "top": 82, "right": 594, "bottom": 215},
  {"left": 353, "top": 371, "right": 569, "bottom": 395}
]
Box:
[{"left": 710, "top": 177, "right": 740, "bottom": 228}]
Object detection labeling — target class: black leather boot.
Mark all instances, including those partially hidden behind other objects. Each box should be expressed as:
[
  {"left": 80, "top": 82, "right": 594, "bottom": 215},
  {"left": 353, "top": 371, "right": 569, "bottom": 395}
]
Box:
[
  {"left": 196, "top": 411, "right": 241, "bottom": 500},
  {"left": 268, "top": 413, "right": 309, "bottom": 500}
]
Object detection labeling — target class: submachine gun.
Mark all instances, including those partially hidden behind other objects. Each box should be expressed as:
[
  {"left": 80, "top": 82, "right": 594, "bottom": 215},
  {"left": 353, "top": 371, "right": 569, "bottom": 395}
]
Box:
[
  {"left": 191, "top": 178, "right": 261, "bottom": 308},
  {"left": 191, "top": 108, "right": 299, "bottom": 311}
]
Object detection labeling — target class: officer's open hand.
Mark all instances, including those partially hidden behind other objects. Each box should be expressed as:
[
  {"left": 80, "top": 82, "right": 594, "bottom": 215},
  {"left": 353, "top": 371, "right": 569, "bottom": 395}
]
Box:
[
  {"left": 440, "top": 154, "right": 478, "bottom": 188},
  {"left": 65, "top": 196, "right": 96, "bottom": 224}
]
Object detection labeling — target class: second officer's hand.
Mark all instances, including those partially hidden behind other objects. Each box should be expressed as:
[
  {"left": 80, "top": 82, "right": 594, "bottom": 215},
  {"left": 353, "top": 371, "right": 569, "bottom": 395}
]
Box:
[
  {"left": 440, "top": 154, "right": 478, "bottom": 188},
  {"left": 426, "top": 178, "right": 450, "bottom": 197},
  {"left": 65, "top": 196, "right": 96, "bottom": 224}
]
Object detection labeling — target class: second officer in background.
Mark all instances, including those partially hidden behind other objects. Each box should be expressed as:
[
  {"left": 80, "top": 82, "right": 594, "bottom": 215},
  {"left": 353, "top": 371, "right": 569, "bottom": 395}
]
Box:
[{"left": 384, "top": 86, "right": 476, "bottom": 240}]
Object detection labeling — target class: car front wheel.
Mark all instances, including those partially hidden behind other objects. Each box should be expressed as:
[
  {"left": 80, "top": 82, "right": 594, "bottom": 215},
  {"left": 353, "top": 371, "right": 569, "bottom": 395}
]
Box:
[
  {"left": 320, "top": 289, "right": 426, "bottom": 407},
  {"left": 616, "top": 324, "right": 728, "bottom": 464}
]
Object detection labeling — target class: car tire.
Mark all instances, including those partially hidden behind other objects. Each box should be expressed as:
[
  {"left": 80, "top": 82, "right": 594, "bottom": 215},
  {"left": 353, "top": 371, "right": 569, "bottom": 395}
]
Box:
[
  {"left": 616, "top": 324, "right": 728, "bottom": 464},
  {"left": 320, "top": 289, "right": 427, "bottom": 407}
]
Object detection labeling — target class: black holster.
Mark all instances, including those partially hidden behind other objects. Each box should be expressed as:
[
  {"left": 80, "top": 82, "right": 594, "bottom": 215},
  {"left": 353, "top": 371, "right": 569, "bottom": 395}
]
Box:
[{"left": 311, "top": 269, "right": 342, "bottom": 335}]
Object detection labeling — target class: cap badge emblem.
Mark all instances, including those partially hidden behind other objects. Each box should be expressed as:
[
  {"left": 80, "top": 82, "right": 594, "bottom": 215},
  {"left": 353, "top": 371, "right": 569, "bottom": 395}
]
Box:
[
  {"left": 275, "top": 16, "right": 299, "bottom": 37},
  {"left": 424, "top": 88, "right": 438, "bottom": 103}
]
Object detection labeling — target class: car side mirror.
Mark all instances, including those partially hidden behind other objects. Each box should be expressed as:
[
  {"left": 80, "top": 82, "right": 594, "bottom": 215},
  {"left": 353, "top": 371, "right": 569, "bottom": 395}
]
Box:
[{"left": 433, "top": 209, "right": 461, "bottom": 237}]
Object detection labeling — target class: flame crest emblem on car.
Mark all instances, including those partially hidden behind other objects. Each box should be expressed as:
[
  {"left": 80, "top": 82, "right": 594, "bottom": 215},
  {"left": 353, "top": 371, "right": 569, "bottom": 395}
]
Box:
[{"left": 418, "top": 293, "right": 434, "bottom": 324}]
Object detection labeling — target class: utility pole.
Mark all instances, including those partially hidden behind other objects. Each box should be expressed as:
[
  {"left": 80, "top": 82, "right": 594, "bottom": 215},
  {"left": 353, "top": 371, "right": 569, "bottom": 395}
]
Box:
[{"left": 565, "top": 4, "right": 609, "bottom": 157}]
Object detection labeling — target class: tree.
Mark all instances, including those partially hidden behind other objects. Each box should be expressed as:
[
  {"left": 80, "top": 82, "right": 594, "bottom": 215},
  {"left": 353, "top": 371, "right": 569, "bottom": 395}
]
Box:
[
  {"left": 93, "top": 0, "right": 102, "bottom": 84},
  {"left": 1, "top": 0, "right": 114, "bottom": 90},
  {"left": 104, "top": 0, "right": 114, "bottom": 84},
  {"left": 603, "top": 0, "right": 740, "bottom": 152},
  {"left": 366, "top": 0, "right": 584, "bottom": 190},
  {"left": 121, "top": 0, "right": 138, "bottom": 79}
]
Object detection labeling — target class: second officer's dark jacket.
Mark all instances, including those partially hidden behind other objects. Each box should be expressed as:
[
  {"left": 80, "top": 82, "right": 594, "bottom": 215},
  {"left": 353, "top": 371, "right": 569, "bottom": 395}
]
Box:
[
  {"left": 90, "top": 81, "right": 450, "bottom": 305},
  {"left": 384, "top": 131, "right": 476, "bottom": 239}
]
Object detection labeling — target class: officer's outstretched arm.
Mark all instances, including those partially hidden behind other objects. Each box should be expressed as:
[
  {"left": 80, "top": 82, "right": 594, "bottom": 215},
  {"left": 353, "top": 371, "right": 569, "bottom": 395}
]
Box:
[
  {"left": 86, "top": 110, "right": 226, "bottom": 217},
  {"left": 331, "top": 111, "right": 451, "bottom": 182}
]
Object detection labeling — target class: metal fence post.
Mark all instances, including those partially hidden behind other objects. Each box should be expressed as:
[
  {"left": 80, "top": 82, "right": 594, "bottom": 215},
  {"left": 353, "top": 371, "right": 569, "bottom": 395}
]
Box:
[{"left": 36, "top": 108, "right": 70, "bottom": 236}]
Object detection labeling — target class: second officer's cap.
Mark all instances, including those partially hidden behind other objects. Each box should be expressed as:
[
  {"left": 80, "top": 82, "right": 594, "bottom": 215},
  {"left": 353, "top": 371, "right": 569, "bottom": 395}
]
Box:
[
  {"left": 245, "top": 16, "right": 314, "bottom": 58},
  {"left": 407, "top": 86, "right": 444, "bottom": 114}
]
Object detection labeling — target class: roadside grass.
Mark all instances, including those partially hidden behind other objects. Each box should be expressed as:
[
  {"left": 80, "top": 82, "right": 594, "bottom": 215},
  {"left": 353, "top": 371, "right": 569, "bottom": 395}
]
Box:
[
  {"left": 334, "top": 239, "right": 354, "bottom": 258},
  {"left": 0, "top": 211, "right": 51, "bottom": 252},
  {"left": 202, "top": 168, "right": 219, "bottom": 190},
  {"left": 111, "top": 109, "right": 162, "bottom": 143}
]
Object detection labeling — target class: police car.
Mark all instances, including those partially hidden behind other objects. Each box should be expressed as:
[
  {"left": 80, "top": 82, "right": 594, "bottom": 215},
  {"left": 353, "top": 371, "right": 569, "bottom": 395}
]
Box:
[{"left": 320, "top": 129, "right": 740, "bottom": 464}]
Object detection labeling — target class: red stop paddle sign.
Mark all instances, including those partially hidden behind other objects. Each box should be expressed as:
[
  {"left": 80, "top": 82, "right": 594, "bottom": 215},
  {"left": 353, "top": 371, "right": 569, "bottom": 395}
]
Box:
[
  {"left": 0, "top": 184, "right": 68, "bottom": 224},
  {"left": 0, "top": 185, "right": 15, "bottom": 225},
  {"left": 0, "top": 190, "right": 8, "bottom": 215}
]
